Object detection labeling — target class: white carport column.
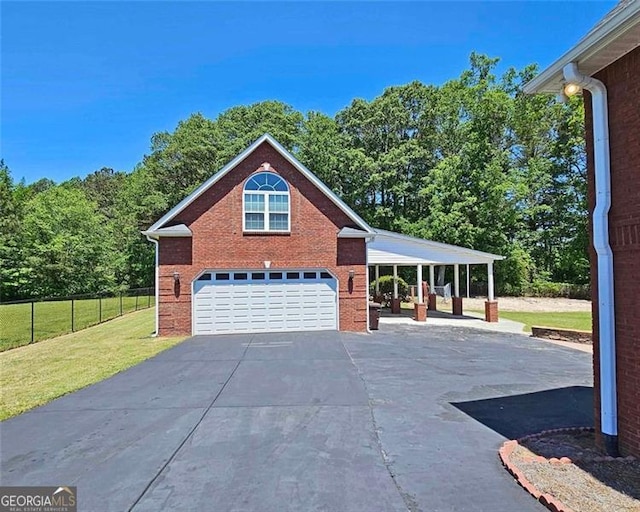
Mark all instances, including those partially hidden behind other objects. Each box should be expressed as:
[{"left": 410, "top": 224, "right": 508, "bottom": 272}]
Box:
[
  {"left": 414, "top": 263, "right": 427, "bottom": 321},
  {"left": 454, "top": 264, "right": 460, "bottom": 297},
  {"left": 428, "top": 265, "right": 436, "bottom": 311},
  {"left": 393, "top": 265, "right": 398, "bottom": 298},
  {"left": 487, "top": 262, "right": 495, "bottom": 301},
  {"left": 452, "top": 264, "right": 463, "bottom": 315},
  {"left": 391, "top": 264, "right": 401, "bottom": 314},
  {"left": 485, "top": 261, "right": 498, "bottom": 322},
  {"left": 466, "top": 264, "right": 470, "bottom": 298},
  {"left": 375, "top": 265, "right": 380, "bottom": 296}
]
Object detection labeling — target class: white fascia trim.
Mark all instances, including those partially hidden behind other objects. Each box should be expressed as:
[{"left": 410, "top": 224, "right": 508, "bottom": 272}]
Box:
[
  {"left": 523, "top": 2, "right": 640, "bottom": 94},
  {"left": 147, "top": 133, "right": 375, "bottom": 235},
  {"left": 338, "top": 233, "right": 376, "bottom": 239},
  {"left": 374, "top": 229, "right": 505, "bottom": 261}
]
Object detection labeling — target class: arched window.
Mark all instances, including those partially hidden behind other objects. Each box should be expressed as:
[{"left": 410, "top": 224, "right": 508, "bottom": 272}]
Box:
[{"left": 243, "top": 172, "right": 290, "bottom": 232}]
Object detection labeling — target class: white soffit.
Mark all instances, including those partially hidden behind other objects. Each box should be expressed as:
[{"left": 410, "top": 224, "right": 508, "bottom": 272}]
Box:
[
  {"left": 142, "top": 224, "right": 192, "bottom": 239},
  {"left": 337, "top": 227, "right": 376, "bottom": 239},
  {"left": 524, "top": 0, "right": 640, "bottom": 94}
]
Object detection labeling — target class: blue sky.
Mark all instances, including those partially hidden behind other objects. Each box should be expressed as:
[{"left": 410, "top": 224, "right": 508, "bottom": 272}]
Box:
[{"left": 2, "top": 1, "right": 616, "bottom": 184}]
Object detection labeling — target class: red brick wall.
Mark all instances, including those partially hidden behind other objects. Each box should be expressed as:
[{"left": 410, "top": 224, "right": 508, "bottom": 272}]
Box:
[
  {"left": 584, "top": 46, "right": 640, "bottom": 457},
  {"left": 157, "top": 142, "right": 368, "bottom": 336}
]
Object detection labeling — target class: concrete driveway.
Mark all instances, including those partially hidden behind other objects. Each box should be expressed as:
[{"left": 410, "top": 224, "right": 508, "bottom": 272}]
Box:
[{"left": 0, "top": 324, "right": 593, "bottom": 511}]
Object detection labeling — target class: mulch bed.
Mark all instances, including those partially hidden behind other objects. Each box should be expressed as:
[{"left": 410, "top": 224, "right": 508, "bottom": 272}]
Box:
[
  {"left": 499, "top": 428, "right": 640, "bottom": 512},
  {"left": 531, "top": 326, "right": 592, "bottom": 344}
]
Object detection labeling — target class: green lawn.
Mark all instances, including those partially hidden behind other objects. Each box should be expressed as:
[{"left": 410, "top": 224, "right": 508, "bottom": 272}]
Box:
[
  {"left": 0, "top": 294, "right": 155, "bottom": 351},
  {"left": 0, "top": 308, "right": 185, "bottom": 421},
  {"left": 487, "top": 311, "right": 592, "bottom": 333}
]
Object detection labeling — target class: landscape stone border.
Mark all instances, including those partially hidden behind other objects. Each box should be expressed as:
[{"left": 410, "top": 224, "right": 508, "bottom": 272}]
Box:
[{"left": 498, "top": 427, "right": 636, "bottom": 512}]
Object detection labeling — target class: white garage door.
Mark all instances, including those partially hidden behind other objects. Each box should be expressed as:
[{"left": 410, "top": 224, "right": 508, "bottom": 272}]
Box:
[{"left": 192, "top": 270, "right": 338, "bottom": 335}]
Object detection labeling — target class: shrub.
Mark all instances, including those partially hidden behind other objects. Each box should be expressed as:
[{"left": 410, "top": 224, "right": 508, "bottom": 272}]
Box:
[
  {"left": 495, "top": 244, "right": 534, "bottom": 296},
  {"left": 526, "top": 281, "right": 590, "bottom": 299},
  {"left": 369, "top": 275, "right": 409, "bottom": 306}
]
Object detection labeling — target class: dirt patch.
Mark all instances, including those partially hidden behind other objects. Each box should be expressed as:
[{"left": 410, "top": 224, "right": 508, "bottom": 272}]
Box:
[
  {"left": 501, "top": 429, "right": 640, "bottom": 512},
  {"left": 459, "top": 296, "right": 592, "bottom": 312}
]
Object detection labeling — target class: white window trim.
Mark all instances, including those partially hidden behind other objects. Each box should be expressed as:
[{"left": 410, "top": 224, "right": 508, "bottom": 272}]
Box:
[{"left": 242, "top": 173, "right": 291, "bottom": 233}]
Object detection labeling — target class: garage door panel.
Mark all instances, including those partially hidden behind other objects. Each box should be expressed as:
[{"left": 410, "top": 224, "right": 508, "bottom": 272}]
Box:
[{"left": 193, "top": 269, "right": 338, "bottom": 335}]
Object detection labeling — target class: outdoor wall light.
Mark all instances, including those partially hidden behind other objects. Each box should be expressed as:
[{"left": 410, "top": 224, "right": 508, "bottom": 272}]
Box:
[
  {"left": 563, "top": 83, "right": 582, "bottom": 97},
  {"left": 348, "top": 269, "right": 355, "bottom": 280},
  {"left": 173, "top": 272, "right": 180, "bottom": 283}
]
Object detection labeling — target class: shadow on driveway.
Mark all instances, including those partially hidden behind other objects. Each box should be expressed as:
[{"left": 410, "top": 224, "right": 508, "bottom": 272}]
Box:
[
  {"left": 451, "top": 385, "right": 594, "bottom": 439},
  {"left": 450, "top": 386, "right": 640, "bottom": 508}
]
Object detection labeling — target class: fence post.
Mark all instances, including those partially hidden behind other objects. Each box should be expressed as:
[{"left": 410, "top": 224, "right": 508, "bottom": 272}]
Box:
[
  {"left": 71, "top": 299, "right": 75, "bottom": 332},
  {"left": 31, "top": 301, "right": 35, "bottom": 343},
  {"left": 120, "top": 292, "right": 123, "bottom": 316},
  {"left": 135, "top": 291, "right": 139, "bottom": 311},
  {"left": 148, "top": 289, "right": 151, "bottom": 308},
  {"left": 99, "top": 295, "right": 102, "bottom": 324}
]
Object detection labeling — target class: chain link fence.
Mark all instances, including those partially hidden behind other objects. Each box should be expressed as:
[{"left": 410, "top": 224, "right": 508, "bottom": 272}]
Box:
[{"left": 0, "top": 288, "right": 155, "bottom": 351}]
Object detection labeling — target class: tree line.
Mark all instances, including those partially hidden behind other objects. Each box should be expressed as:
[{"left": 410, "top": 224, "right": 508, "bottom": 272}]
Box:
[{"left": 0, "top": 54, "right": 588, "bottom": 301}]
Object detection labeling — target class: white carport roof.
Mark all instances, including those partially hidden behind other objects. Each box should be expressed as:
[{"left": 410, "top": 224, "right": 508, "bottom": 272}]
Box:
[{"left": 368, "top": 229, "right": 504, "bottom": 266}]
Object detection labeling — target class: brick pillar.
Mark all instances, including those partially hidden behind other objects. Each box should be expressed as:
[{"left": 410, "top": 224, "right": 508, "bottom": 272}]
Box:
[
  {"left": 452, "top": 297, "right": 463, "bottom": 316},
  {"left": 414, "top": 303, "right": 427, "bottom": 322},
  {"left": 485, "top": 301, "right": 499, "bottom": 322},
  {"left": 391, "top": 298, "right": 401, "bottom": 314},
  {"left": 428, "top": 293, "right": 437, "bottom": 311}
]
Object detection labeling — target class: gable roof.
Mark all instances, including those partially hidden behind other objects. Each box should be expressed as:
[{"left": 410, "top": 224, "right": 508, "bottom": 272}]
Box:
[
  {"left": 523, "top": 0, "right": 640, "bottom": 94},
  {"left": 145, "top": 133, "right": 374, "bottom": 236}
]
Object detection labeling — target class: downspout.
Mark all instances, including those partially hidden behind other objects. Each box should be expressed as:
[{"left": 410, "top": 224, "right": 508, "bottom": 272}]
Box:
[
  {"left": 563, "top": 62, "right": 617, "bottom": 455},
  {"left": 365, "top": 235, "right": 374, "bottom": 333},
  {"left": 145, "top": 235, "right": 160, "bottom": 337}
]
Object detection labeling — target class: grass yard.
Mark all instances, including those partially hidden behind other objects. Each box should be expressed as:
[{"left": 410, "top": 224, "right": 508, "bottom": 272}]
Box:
[
  {"left": 488, "top": 311, "right": 592, "bottom": 333},
  {"left": 0, "top": 294, "right": 155, "bottom": 351},
  {"left": 0, "top": 308, "right": 185, "bottom": 420}
]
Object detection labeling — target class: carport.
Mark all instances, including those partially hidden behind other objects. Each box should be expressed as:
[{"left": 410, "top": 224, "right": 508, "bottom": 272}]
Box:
[{"left": 368, "top": 229, "right": 505, "bottom": 322}]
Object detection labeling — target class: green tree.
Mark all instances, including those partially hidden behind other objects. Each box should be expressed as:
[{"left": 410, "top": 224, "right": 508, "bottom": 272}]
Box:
[
  {"left": 216, "top": 100, "right": 304, "bottom": 159},
  {"left": 0, "top": 162, "right": 26, "bottom": 301},
  {"left": 19, "top": 187, "right": 116, "bottom": 297}
]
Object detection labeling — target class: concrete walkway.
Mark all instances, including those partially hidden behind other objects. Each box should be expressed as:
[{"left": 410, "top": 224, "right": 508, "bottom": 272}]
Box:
[
  {"left": 381, "top": 307, "right": 527, "bottom": 334},
  {"left": 0, "top": 325, "right": 593, "bottom": 511},
  {"left": 381, "top": 307, "right": 594, "bottom": 354}
]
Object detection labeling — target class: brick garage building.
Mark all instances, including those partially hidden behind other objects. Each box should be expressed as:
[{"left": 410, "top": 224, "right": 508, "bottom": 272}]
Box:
[
  {"left": 144, "top": 134, "right": 375, "bottom": 336},
  {"left": 524, "top": 0, "right": 640, "bottom": 457}
]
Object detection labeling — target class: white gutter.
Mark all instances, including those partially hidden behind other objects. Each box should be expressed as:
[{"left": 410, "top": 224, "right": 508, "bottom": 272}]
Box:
[
  {"left": 145, "top": 235, "right": 160, "bottom": 337},
  {"left": 563, "top": 62, "right": 618, "bottom": 455}
]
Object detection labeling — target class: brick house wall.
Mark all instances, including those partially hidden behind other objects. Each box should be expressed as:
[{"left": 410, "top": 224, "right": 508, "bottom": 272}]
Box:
[
  {"left": 156, "top": 142, "right": 368, "bottom": 336},
  {"left": 584, "top": 45, "right": 640, "bottom": 457}
]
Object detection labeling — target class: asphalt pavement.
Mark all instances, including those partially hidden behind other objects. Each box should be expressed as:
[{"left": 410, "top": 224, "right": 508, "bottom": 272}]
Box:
[{"left": 0, "top": 325, "right": 593, "bottom": 511}]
